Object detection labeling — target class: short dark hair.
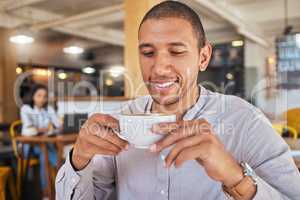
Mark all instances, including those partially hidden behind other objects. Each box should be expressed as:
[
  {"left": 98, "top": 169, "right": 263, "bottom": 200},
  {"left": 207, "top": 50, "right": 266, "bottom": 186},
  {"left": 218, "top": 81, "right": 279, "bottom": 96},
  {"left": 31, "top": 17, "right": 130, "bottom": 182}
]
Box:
[
  {"left": 139, "top": 0, "right": 206, "bottom": 49},
  {"left": 24, "top": 84, "right": 48, "bottom": 109}
]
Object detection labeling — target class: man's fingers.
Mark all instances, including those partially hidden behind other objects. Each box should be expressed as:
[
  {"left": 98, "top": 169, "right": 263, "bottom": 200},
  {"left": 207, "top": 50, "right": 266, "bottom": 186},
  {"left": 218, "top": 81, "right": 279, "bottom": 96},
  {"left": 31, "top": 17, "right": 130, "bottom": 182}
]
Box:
[
  {"left": 174, "top": 144, "right": 209, "bottom": 168},
  {"left": 164, "top": 134, "right": 208, "bottom": 167},
  {"left": 151, "top": 119, "right": 213, "bottom": 152},
  {"left": 152, "top": 119, "right": 211, "bottom": 135},
  {"left": 84, "top": 134, "right": 122, "bottom": 153},
  {"left": 79, "top": 142, "right": 120, "bottom": 159},
  {"left": 73, "top": 113, "right": 122, "bottom": 170},
  {"left": 100, "top": 130, "right": 129, "bottom": 150},
  {"left": 151, "top": 123, "right": 200, "bottom": 152},
  {"left": 83, "top": 121, "right": 128, "bottom": 150},
  {"left": 151, "top": 121, "right": 181, "bottom": 134},
  {"left": 150, "top": 127, "right": 184, "bottom": 152},
  {"left": 86, "top": 113, "right": 120, "bottom": 131}
]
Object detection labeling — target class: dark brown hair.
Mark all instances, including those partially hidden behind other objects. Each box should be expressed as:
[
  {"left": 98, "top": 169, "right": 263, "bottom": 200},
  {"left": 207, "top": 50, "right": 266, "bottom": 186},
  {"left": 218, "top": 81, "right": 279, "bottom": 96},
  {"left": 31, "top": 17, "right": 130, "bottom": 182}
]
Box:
[
  {"left": 139, "top": 0, "right": 206, "bottom": 49},
  {"left": 24, "top": 84, "right": 48, "bottom": 109}
]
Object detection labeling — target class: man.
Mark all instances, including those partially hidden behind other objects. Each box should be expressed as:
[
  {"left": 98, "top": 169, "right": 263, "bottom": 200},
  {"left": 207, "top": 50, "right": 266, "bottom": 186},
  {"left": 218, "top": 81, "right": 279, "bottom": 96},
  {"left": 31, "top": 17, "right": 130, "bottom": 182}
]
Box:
[{"left": 56, "top": 1, "right": 300, "bottom": 200}]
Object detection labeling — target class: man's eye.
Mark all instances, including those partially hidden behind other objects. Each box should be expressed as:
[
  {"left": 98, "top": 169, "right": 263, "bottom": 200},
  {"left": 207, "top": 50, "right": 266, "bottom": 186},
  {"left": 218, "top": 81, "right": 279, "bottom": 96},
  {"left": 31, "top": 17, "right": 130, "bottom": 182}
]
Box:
[
  {"left": 142, "top": 51, "right": 154, "bottom": 57},
  {"left": 170, "top": 51, "right": 185, "bottom": 56}
]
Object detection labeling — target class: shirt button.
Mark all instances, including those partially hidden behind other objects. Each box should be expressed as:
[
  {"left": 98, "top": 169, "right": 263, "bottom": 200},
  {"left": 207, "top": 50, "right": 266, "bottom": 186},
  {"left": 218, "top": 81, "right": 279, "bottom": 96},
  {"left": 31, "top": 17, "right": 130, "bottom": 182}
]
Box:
[
  {"left": 71, "top": 178, "right": 76, "bottom": 183},
  {"left": 160, "top": 190, "right": 165, "bottom": 195}
]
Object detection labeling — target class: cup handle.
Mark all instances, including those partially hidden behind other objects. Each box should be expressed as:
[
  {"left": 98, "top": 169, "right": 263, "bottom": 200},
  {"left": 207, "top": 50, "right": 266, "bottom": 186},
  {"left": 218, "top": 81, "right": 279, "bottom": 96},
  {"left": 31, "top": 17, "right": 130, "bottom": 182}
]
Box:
[{"left": 112, "top": 128, "right": 128, "bottom": 141}]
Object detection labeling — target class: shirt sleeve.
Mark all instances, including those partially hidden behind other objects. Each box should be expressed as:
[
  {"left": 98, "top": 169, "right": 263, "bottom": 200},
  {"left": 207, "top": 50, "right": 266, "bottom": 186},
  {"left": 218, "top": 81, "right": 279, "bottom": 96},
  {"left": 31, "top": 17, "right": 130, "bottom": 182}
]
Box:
[
  {"left": 20, "top": 105, "right": 38, "bottom": 136},
  {"left": 47, "top": 106, "right": 62, "bottom": 129},
  {"left": 243, "top": 109, "right": 300, "bottom": 200},
  {"left": 55, "top": 149, "right": 116, "bottom": 200}
]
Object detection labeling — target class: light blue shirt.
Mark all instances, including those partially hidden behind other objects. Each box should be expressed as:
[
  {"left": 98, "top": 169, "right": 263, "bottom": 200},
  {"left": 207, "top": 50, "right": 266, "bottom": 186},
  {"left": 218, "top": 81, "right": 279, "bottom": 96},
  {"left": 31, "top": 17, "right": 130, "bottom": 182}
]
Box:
[
  {"left": 20, "top": 104, "right": 61, "bottom": 136},
  {"left": 56, "top": 86, "right": 300, "bottom": 200}
]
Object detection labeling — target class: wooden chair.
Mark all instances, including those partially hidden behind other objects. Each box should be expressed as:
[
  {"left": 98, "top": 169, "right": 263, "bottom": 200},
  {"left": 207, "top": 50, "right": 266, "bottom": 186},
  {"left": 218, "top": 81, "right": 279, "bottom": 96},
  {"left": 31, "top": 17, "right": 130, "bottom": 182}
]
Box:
[
  {"left": 9, "top": 120, "right": 39, "bottom": 198},
  {"left": 284, "top": 108, "right": 300, "bottom": 134},
  {"left": 0, "top": 167, "right": 17, "bottom": 200},
  {"left": 272, "top": 123, "right": 298, "bottom": 140}
]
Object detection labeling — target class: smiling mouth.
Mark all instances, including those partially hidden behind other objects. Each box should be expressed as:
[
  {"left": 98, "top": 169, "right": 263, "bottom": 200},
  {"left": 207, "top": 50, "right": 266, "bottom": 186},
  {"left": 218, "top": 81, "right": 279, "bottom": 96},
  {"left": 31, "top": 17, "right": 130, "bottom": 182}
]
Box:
[{"left": 148, "top": 78, "right": 179, "bottom": 89}]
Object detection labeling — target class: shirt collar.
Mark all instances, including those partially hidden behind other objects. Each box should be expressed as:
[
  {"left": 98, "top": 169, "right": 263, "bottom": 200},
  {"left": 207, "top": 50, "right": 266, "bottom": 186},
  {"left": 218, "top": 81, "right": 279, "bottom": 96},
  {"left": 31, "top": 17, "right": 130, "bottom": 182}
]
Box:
[
  {"left": 183, "top": 85, "right": 208, "bottom": 120},
  {"left": 34, "top": 105, "right": 46, "bottom": 112},
  {"left": 145, "top": 84, "right": 208, "bottom": 120}
]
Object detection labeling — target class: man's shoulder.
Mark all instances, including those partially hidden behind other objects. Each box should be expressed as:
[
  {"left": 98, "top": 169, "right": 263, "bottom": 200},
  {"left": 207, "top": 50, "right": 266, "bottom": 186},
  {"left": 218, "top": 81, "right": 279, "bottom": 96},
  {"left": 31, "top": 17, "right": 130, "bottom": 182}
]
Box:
[
  {"left": 224, "top": 94, "right": 262, "bottom": 116},
  {"left": 202, "top": 88, "right": 263, "bottom": 119},
  {"left": 224, "top": 94, "right": 255, "bottom": 110},
  {"left": 219, "top": 93, "right": 267, "bottom": 128}
]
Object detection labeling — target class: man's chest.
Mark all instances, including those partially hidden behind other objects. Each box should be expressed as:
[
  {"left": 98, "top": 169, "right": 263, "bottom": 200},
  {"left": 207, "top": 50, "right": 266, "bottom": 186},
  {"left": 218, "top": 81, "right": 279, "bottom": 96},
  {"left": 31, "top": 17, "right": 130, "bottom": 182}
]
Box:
[{"left": 115, "top": 148, "right": 228, "bottom": 200}]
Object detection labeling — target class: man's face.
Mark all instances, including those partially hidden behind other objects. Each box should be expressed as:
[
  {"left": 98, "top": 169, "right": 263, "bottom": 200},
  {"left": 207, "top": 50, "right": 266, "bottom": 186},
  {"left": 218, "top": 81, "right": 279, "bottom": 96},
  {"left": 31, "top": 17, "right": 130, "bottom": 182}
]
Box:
[{"left": 138, "top": 17, "right": 202, "bottom": 105}]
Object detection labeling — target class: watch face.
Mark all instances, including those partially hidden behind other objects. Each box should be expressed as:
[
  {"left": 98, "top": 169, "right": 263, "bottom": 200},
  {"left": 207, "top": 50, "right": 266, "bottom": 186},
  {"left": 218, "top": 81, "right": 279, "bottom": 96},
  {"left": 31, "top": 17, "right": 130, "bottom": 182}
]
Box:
[
  {"left": 245, "top": 163, "right": 252, "bottom": 175},
  {"left": 242, "top": 162, "right": 258, "bottom": 183}
]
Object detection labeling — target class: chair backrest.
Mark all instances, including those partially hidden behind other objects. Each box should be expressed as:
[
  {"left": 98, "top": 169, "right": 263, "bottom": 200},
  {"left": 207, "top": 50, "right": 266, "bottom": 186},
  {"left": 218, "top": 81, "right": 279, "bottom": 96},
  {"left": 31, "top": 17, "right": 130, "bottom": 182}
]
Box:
[
  {"left": 9, "top": 120, "right": 22, "bottom": 158},
  {"left": 284, "top": 108, "right": 300, "bottom": 133},
  {"left": 272, "top": 123, "right": 298, "bottom": 139}
]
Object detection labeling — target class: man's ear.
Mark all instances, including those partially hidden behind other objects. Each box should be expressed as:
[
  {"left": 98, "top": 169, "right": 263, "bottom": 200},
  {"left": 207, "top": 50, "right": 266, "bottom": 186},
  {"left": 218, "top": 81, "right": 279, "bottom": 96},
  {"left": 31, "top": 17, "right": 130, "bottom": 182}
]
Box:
[{"left": 198, "top": 41, "right": 212, "bottom": 72}]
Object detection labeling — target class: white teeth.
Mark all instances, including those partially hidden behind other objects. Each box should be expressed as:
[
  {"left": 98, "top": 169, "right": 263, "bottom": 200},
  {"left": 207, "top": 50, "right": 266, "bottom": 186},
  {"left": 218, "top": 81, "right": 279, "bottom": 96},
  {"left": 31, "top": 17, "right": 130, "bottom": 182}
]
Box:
[{"left": 153, "top": 81, "right": 175, "bottom": 88}]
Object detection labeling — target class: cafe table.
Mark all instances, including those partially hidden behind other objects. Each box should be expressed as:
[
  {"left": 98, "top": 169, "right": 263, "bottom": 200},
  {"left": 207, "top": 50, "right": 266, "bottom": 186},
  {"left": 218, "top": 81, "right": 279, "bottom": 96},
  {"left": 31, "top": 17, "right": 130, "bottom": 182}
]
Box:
[{"left": 15, "top": 133, "right": 77, "bottom": 200}]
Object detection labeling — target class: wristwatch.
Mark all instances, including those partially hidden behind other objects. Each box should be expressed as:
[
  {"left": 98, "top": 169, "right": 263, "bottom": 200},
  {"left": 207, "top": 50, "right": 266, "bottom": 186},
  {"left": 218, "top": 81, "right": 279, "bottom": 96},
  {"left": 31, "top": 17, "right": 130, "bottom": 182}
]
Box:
[{"left": 222, "top": 162, "right": 257, "bottom": 200}]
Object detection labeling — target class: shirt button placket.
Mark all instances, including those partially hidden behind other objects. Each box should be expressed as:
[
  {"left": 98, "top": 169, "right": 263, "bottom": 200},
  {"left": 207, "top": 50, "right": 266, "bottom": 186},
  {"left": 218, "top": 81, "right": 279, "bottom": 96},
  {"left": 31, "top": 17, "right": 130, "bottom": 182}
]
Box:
[{"left": 156, "top": 149, "right": 169, "bottom": 199}]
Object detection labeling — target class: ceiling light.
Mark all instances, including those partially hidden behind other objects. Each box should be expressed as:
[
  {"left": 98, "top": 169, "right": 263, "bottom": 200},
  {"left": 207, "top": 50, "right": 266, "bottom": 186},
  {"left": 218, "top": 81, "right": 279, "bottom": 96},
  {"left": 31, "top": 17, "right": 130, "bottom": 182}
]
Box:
[
  {"left": 63, "top": 46, "right": 84, "bottom": 55},
  {"left": 16, "top": 67, "right": 23, "bottom": 74},
  {"left": 58, "top": 72, "right": 67, "bottom": 80},
  {"left": 226, "top": 73, "right": 234, "bottom": 80},
  {"left": 231, "top": 40, "right": 244, "bottom": 47},
  {"left": 9, "top": 34, "right": 34, "bottom": 44},
  {"left": 82, "top": 67, "right": 96, "bottom": 74},
  {"left": 33, "top": 69, "right": 51, "bottom": 76},
  {"left": 105, "top": 78, "right": 114, "bottom": 86},
  {"left": 109, "top": 66, "right": 125, "bottom": 78}
]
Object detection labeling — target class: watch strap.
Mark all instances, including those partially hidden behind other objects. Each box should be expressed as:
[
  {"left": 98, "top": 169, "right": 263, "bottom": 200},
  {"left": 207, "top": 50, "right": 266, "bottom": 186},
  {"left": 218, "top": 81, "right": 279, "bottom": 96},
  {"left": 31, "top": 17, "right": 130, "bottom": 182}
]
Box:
[{"left": 222, "top": 176, "right": 257, "bottom": 200}]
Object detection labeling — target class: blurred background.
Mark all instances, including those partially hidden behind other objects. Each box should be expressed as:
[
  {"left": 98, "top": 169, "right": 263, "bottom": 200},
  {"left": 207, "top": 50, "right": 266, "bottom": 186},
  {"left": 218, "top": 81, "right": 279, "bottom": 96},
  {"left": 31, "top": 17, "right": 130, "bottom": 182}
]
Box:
[{"left": 0, "top": 0, "right": 299, "bottom": 199}]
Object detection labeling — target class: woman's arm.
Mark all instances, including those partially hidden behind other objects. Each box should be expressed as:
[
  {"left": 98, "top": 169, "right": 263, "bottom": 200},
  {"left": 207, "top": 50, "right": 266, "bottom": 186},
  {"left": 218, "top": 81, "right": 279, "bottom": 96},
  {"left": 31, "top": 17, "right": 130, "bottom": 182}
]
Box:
[
  {"left": 48, "top": 106, "right": 62, "bottom": 129},
  {"left": 20, "top": 105, "right": 38, "bottom": 136}
]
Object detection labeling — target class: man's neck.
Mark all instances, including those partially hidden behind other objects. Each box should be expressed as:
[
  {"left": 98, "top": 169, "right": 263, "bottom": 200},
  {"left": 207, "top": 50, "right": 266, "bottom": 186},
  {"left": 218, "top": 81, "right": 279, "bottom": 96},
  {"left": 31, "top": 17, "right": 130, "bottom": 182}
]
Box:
[{"left": 152, "top": 84, "right": 200, "bottom": 120}]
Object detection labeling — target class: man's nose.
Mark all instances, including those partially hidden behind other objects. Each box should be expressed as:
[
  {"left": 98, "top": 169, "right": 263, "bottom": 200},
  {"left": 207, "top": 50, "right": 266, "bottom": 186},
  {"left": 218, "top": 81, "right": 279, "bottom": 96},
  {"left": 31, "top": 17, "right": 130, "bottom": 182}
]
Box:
[{"left": 153, "top": 53, "right": 172, "bottom": 75}]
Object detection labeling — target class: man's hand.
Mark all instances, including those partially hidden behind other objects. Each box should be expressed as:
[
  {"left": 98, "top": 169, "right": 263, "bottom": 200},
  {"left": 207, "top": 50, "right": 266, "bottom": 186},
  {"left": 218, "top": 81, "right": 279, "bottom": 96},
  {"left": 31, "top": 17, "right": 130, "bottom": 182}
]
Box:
[
  {"left": 150, "top": 119, "right": 243, "bottom": 188},
  {"left": 72, "top": 113, "right": 129, "bottom": 170}
]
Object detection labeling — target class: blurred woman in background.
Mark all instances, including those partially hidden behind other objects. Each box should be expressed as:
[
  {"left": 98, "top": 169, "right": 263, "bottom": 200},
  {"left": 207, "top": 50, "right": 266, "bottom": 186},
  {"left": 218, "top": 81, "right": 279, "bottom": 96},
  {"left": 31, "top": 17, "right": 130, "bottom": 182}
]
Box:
[{"left": 20, "top": 84, "right": 62, "bottom": 198}]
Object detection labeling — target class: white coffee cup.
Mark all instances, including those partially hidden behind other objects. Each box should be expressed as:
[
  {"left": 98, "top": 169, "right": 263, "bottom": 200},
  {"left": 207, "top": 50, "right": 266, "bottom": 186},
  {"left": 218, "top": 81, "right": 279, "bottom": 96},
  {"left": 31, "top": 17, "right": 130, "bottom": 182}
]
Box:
[{"left": 117, "top": 113, "right": 176, "bottom": 149}]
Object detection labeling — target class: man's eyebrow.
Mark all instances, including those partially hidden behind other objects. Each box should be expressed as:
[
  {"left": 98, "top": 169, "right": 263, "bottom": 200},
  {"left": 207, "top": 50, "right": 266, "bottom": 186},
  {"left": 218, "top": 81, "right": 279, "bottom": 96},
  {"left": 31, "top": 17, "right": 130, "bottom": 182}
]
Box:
[
  {"left": 139, "top": 43, "right": 153, "bottom": 49},
  {"left": 169, "top": 42, "right": 187, "bottom": 47},
  {"left": 138, "top": 42, "right": 188, "bottom": 49}
]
